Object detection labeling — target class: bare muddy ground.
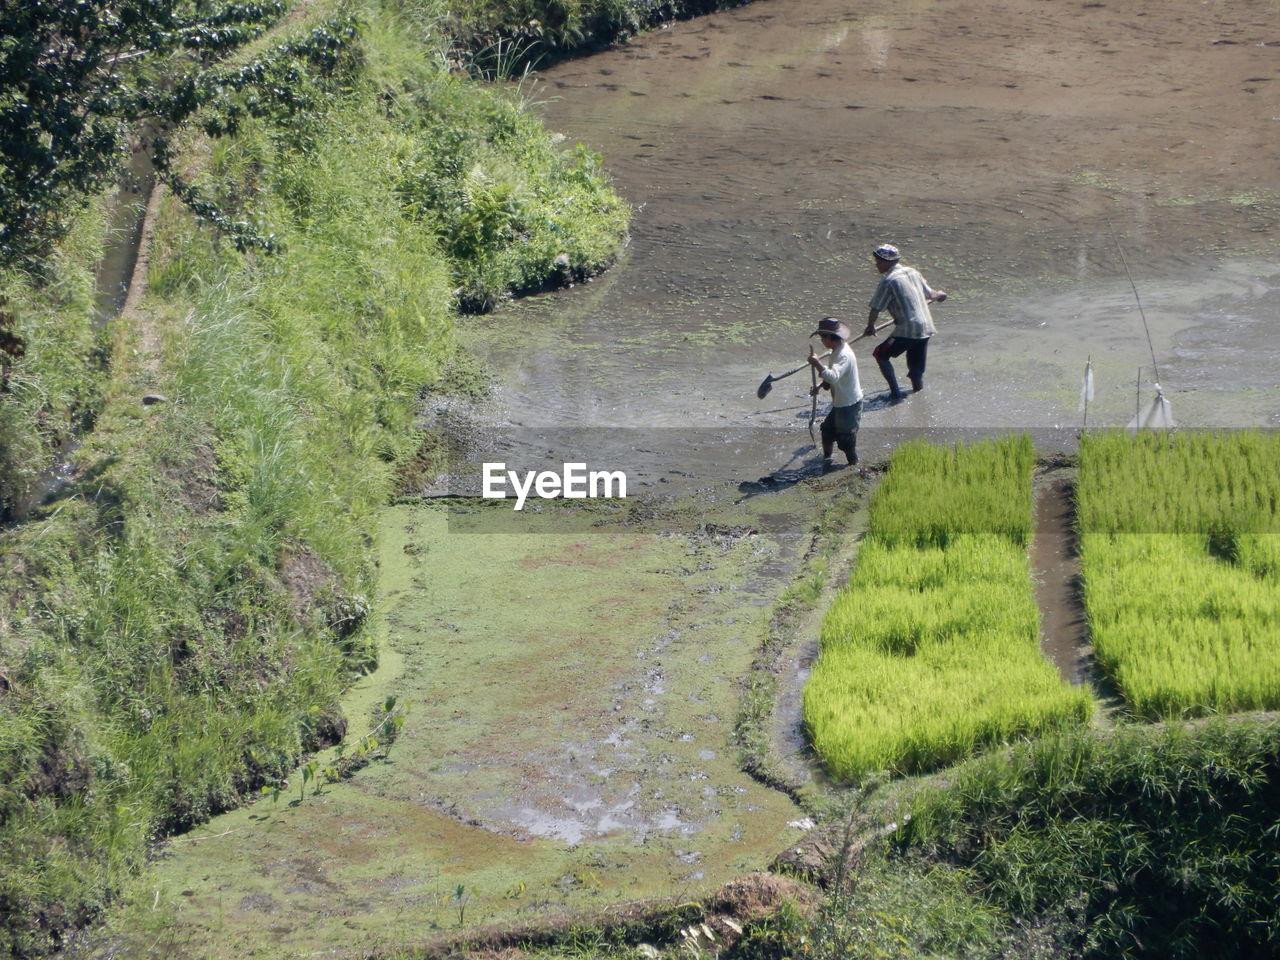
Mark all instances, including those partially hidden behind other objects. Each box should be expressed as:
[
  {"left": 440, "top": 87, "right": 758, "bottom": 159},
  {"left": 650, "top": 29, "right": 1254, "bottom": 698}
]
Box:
[
  {"left": 472, "top": 0, "right": 1278, "bottom": 495},
  {"left": 1031, "top": 472, "right": 1088, "bottom": 684}
]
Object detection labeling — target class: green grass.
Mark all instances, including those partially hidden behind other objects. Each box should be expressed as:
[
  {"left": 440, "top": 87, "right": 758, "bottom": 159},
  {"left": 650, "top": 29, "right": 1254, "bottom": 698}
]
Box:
[
  {"left": 0, "top": 0, "right": 631, "bottom": 953},
  {"left": 866, "top": 436, "right": 1037, "bottom": 549},
  {"left": 440, "top": 0, "right": 752, "bottom": 63},
  {"left": 1076, "top": 430, "right": 1280, "bottom": 538},
  {"left": 804, "top": 436, "right": 1092, "bottom": 781},
  {"left": 1078, "top": 431, "right": 1280, "bottom": 719},
  {"left": 734, "top": 851, "right": 1006, "bottom": 960},
  {"left": 0, "top": 197, "right": 110, "bottom": 519},
  {"left": 897, "top": 717, "right": 1280, "bottom": 959}
]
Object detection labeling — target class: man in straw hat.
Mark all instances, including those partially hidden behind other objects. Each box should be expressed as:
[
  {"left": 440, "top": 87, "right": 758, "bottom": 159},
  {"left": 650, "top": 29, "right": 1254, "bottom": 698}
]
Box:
[
  {"left": 864, "top": 243, "right": 947, "bottom": 399},
  {"left": 806, "top": 316, "right": 864, "bottom": 469}
]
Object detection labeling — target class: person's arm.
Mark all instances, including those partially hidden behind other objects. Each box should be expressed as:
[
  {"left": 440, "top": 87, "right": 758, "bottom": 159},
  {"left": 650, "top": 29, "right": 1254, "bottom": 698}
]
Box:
[
  {"left": 807, "top": 347, "right": 840, "bottom": 394},
  {"left": 865, "top": 308, "right": 880, "bottom": 337},
  {"left": 921, "top": 274, "right": 947, "bottom": 303},
  {"left": 807, "top": 348, "right": 823, "bottom": 396}
]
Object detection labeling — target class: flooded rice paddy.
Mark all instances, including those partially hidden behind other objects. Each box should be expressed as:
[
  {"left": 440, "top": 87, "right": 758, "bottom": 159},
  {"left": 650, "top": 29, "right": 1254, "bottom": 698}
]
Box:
[
  {"left": 96, "top": 0, "right": 1280, "bottom": 954},
  {"left": 475, "top": 0, "right": 1278, "bottom": 487}
]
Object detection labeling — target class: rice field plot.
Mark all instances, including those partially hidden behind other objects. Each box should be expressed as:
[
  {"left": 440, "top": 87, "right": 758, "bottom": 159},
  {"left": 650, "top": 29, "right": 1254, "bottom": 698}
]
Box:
[
  {"left": 804, "top": 435, "right": 1092, "bottom": 782},
  {"left": 1078, "top": 431, "right": 1280, "bottom": 719}
]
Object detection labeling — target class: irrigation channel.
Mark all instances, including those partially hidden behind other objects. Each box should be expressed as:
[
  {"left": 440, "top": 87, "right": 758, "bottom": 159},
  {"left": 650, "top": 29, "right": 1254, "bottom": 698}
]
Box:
[
  {"left": 86, "top": 0, "right": 1280, "bottom": 955},
  {"left": 5, "top": 143, "right": 156, "bottom": 524}
]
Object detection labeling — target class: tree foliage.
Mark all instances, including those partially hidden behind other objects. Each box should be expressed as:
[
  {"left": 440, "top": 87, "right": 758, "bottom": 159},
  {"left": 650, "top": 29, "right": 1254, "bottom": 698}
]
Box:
[{"left": 0, "top": 1, "right": 358, "bottom": 268}]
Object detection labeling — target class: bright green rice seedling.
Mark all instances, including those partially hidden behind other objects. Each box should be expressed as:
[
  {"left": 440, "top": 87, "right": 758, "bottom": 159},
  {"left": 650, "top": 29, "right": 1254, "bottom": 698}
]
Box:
[
  {"left": 805, "top": 436, "right": 1092, "bottom": 781},
  {"left": 868, "top": 434, "right": 1035, "bottom": 547},
  {"left": 1078, "top": 431, "right": 1280, "bottom": 718}
]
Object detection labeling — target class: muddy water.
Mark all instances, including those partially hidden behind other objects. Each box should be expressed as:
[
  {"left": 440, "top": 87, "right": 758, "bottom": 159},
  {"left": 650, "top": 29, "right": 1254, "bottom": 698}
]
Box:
[{"left": 466, "top": 0, "right": 1279, "bottom": 495}]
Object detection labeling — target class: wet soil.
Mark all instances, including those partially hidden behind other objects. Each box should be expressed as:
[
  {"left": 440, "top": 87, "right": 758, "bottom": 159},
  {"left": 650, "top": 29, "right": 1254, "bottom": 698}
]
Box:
[
  {"left": 470, "top": 0, "right": 1279, "bottom": 492},
  {"left": 1031, "top": 474, "right": 1088, "bottom": 684}
]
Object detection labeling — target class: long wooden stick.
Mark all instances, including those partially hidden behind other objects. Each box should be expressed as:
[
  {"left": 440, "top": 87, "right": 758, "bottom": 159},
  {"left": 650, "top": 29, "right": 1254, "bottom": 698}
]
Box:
[{"left": 808, "top": 361, "right": 818, "bottom": 441}]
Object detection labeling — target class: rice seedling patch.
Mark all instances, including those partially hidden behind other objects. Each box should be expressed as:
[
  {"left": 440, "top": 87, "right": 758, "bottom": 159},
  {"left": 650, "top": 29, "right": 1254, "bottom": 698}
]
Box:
[
  {"left": 1078, "top": 431, "right": 1280, "bottom": 719},
  {"left": 805, "top": 436, "right": 1093, "bottom": 781}
]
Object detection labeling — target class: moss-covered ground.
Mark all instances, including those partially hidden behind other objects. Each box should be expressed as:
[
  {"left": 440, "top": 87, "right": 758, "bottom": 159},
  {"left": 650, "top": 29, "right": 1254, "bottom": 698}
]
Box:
[
  {"left": 1, "top": 1, "right": 633, "bottom": 952},
  {"left": 77, "top": 474, "right": 865, "bottom": 958}
]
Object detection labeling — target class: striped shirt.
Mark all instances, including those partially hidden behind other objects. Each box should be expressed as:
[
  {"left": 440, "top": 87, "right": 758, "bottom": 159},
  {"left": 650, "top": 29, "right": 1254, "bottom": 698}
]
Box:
[{"left": 869, "top": 263, "right": 940, "bottom": 339}]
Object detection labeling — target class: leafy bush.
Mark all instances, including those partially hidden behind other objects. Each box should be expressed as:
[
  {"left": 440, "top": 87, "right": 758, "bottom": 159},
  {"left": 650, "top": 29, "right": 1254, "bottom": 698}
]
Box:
[
  {"left": 388, "top": 68, "right": 628, "bottom": 311},
  {"left": 899, "top": 718, "right": 1280, "bottom": 959}
]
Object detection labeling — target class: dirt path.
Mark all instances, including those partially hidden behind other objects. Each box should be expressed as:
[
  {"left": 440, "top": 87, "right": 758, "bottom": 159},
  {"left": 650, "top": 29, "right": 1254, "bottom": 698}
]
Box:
[{"left": 1031, "top": 472, "right": 1088, "bottom": 684}]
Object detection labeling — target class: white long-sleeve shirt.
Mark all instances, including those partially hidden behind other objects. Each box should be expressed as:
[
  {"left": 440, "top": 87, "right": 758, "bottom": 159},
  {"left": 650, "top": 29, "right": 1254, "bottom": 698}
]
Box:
[{"left": 820, "top": 342, "right": 864, "bottom": 407}]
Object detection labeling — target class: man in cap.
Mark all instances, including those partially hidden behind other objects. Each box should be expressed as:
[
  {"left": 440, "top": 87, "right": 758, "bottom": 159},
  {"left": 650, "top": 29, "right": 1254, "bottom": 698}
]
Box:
[
  {"left": 806, "top": 316, "right": 863, "bottom": 468},
  {"left": 864, "top": 243, "right": 947, "bottom": 399}
]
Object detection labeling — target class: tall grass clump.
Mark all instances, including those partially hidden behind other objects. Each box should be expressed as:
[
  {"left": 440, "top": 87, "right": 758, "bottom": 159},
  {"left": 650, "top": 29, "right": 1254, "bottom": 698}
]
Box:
[
  {"left": 804, "top": 436, "right": 1092, "bottom": 781},
  {"left": 0, "top": 0, "right": 630, "bottom": 953},
  {"left": 898, "top": 718, "right": 1280, "bottom": 958},
  {"left": 1078, "top": 430, "right": 1280, "bottom": 719},
  {"left": 0, "top": 200, "right": 110, "bottom": 520},
  {"left": 439, "top": 0, "right": 754, "bottom": 67},
  {"left": 389, "top": 73, "right": 628, "bottom": 311}
]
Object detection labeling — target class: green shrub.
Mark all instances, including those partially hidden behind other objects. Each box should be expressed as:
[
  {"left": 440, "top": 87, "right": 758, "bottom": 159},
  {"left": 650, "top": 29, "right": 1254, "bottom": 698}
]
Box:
[
  {"left": 386, "top": 67, "right": 628, "bottom": 311},
  {"left": 899, "top": 718, "right": 1280, "bottom": 959}
]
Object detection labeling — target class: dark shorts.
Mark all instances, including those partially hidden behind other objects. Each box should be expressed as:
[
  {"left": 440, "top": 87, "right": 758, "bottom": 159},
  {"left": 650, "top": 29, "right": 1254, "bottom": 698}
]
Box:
[
  {"left": 821, "top": 401, "right": 862, "bottom": 452},
  {"left": 872, "top": 336, "right": 929, "bottom": 376}
]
